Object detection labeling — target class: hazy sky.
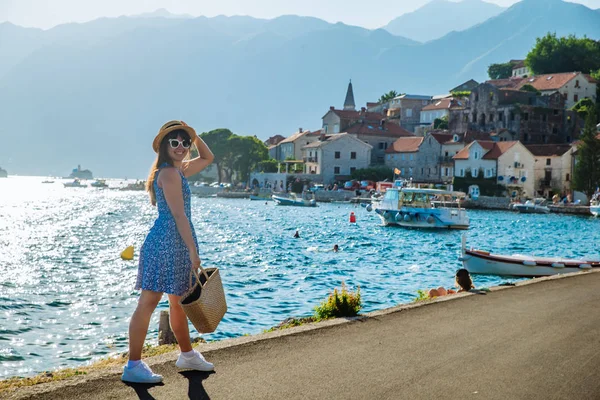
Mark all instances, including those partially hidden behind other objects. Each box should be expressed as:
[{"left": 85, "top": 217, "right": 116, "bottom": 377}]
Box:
[{"left": 1, "top": 0, "right": 600, "bottom": 29}]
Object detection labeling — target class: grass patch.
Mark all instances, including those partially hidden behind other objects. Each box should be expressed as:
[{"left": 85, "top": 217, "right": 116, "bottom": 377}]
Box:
[
  {"left": 267, "top": 282, "right": 362, "bottom": 332},
  {"left": 0, "top": 340, "right": 204, "bottom": 395}
]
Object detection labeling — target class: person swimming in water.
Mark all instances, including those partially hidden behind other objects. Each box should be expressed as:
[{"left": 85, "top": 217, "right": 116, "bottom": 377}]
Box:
[
  {"left": 293, "top": 230, "right": 300, "bottom": 239},
  {"left": 428, "top": 268, "right": 474, "bottom": 298},
  {"left": 332, "top": 244, "right": 339, "bottom": 252}
]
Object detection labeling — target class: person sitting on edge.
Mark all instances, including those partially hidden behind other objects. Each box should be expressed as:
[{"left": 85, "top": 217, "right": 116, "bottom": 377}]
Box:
[
  {"left": 293, "top": 230, "right": 300, "bottom": 239},
  {"left": 427, "top": 269, "right": 474, "bottom": 298},
  {"left": 332, "top": 244, "right": 339, "bottom": 252}
]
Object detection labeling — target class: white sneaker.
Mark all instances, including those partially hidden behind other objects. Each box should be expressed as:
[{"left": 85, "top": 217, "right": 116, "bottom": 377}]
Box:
[
  {"left": 175, "top": 350, "right": 214, "bottom": 372},
  {"left": 121, "top": 361, "right": 163, "bottom": 383}
]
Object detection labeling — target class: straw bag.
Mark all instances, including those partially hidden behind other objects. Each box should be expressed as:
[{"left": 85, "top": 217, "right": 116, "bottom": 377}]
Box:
[{"left": 179, "top": 266, "right": 227, "bottom": 334}]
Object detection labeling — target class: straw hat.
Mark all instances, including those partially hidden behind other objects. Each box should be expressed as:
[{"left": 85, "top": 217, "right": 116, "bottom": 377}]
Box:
[{"left": 152, "top": 120, "right": 198, "bottom": 153}]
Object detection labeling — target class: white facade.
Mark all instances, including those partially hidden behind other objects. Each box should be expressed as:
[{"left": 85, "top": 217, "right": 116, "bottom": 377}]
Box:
[
  {"left": 303, "top": 134, "right": 372, "bottom": 184},
  {"left": 496, "top": 142, "right": 536, "bottom": 198},
  {"left": 420, "top": 109, "right": 449, "bottom": 124},
  {"left": 453, "top": 142, "right": 496, "bottom": 179},
  {"left": 512, "top": 66, "right": 531, "bottom": 78},
  {"left": 554, "top": 73, "right": 597, "bottom": 109},
  {"left": 531, "top": 149, "right": 574, "bottom": 197}
]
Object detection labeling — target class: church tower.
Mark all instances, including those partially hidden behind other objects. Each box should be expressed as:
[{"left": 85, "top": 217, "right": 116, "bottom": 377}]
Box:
[{"left": 343, "top": 80, "right": 356, "bottom": 111}]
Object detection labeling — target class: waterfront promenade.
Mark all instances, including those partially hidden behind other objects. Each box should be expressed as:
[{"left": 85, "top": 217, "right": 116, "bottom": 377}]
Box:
[{"left": 8, "top": 270, "right": 600, "bottom": 400}]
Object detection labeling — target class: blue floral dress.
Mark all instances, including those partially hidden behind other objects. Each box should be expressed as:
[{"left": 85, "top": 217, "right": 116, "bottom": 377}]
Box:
[{"left": 136, "top": 165, "right": 198, "bottom": 296}]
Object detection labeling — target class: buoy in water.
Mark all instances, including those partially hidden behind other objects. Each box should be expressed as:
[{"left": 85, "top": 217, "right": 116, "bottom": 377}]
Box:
[
  {"left": 121, "top": 246, "right": 134, "bottom": 260},
  {"left": 349, "top": 212, "right": 356, "bottom": 223},
  {"left": 366, "top": 204, "right": 373, "bottom": 212}
]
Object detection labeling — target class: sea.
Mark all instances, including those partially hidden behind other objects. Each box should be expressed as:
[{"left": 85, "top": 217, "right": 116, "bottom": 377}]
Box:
[{"left": 1, "top": 176, "right": 599, "bottom": 379}]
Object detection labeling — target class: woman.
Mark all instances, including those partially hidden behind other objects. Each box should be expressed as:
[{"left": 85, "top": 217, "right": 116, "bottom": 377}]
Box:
[
  {"left": 122, "top": 120, "right": 215, "bottom": 384},
  {"left": 455, "top": 268, "right": 475, "bottom": 292}
]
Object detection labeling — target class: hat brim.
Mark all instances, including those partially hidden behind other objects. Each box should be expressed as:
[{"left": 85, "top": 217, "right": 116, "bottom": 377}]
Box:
[{"left": 152, "top": 125, "right": 197, "bottom": 153}]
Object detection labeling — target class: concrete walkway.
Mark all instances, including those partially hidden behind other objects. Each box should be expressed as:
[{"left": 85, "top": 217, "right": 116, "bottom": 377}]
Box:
[{"left": 10, "top": 271, "right": 600, "bottom": 400}]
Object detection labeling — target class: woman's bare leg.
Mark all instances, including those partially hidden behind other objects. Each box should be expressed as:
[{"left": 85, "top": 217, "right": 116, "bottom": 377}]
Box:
[
  {"left": 128, "top": 290, "right": 163, "bottom": 361},
  {"left": 167, "top": 294, "right": 193, "bottom": 353}
]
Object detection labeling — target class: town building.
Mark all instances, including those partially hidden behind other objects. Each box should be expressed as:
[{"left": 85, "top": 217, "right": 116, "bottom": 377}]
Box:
[
  {"left": 302, "top": 133, "right": 372, "bottom": 184},
  {"left": 449, "top": 82, "right": 582, "bottom": 145},
  {"left": 383, "top": 137, "right": 423, "bottom": 181},
  {"left": 525, "top": 144, "right": 574, "bottom": 198},
  {"left": 277, "top": 129, "right": 321, "bottom": 162},
  {"left": 420, "top": 98, "right": 465, "bottom": 126},
  {"left": 453, "top": 140, "right": 536, "bottom": 197},
  {"left": 450, "top": 80, "right": 479, "bottom": 93},
  {"left": 387, "top": 94, "right": 432, "bottom": 133},
  {"left": 511, "top": 60, "right": 531, "bottom": 78}
]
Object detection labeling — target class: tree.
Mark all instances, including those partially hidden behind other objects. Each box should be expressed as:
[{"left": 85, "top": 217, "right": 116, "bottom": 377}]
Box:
[
  {"left": 350, "top": 166, "right": 393, "bottom": 182},
  {"left": 434, "top": 115, "right": 448, "bottom": 130},
  {"left": 200, "top": 129, "right": 234, "bottom": 182},
  {"left": 520, "top": 84, "right": 540, "bottom": 95},
  {"left": 229, "top": 136, "right": 269, "bottom": 183},
  {"left": 570, "top": 98, "right": 596, "bottom": 119},
  {"left": 487, "top": 62, "right": 514, "bottom": 79},
  {"left": 572, "top": 111, "right": 600, "bottom": 196},
  {"left": 378, "top": 90, "right": 399, "bottom": 104},
  {"left": 526, "top": 33, "right": 600, "bottom": 75},
  {"left": 258, "top": 159, "right": 279, "bottom": 173}
]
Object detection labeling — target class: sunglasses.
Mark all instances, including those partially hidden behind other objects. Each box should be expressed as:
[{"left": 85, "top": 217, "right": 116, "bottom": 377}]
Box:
[{"left": 169, "top": 138, "right": 192, "bottom": 149}]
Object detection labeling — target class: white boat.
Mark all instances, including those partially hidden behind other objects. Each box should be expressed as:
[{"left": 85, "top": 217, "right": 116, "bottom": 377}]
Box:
[
  {"left": 90, "top": 179, "right": 108, "bottom": 188},
  {"left": 512, "top": 198, "right": 550, "bottom": 214},
  {"left": 459, "top": 236, "right": 600, "bottom": 277},
  {"left": 369, "top": 187, "right": 469, "bottom": 229},
  {"left": 63, "top": 179, "right": 88, "bottom": 188},
  {"left": 272, "top": 193, "right": 317, "bottom": 207},
  {"left": 591, "top": 204, "right": 600, "bottom": 217}
]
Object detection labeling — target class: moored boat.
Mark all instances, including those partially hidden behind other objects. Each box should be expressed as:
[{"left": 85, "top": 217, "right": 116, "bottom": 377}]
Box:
[
  {"left": 369, "top": 187, "right": 469, "bottom": 229},
  {"left": 90, "top": 179, "right": 108, "bottom": 188},
  {"left": 272, "top": 193, "right": 317, "bottom": 207},
  {"left": 591, "top": 204, "right": 600, "bottom": 217},
  {"left": 63, "top": 179, "right": 88, "bottom": 188},
  {"left": 512, "top": 198, "right": 550, "bottom": 214},
  {"left": 460, "top": 236, "right": 600, "bottom": 277}
]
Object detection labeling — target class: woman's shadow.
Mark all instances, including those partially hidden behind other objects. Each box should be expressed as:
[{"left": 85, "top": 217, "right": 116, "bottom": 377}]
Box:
[{"left": 123, "top": 371, "right": 213, "bottom": 400}]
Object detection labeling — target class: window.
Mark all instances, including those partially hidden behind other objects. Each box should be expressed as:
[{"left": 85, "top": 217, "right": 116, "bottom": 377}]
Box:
[
  {"left": 460, "top": 168, "right": 465, "bottom": 177},
  {"left": 421, "top": 168, "right": 424, "bottom": 175},
  {"left": 472, "top": 168, "right": 478, "bottom": 177},
  {"left": 472, "top": 113, "right": 477, "bottom": 123},
  {"left": 324, "top": 124, "right": 329, "bottom": 133},
  {"left": 489, "top": 113, "right": 494, "bottom": 122},
  {"left": 333, "top": 123, "right": 340, "bottom": 133},
  {"left": 445, "top": 167, "right": 449, "bottom": 176},
  {"left": 498, "top": 112, "right": 503, "bottom": 121},
  {"left": 554, "top": 109, "right": 559, "bottom": 116},
  {"left": 335, "top": 151, "right": 340, "bottom": 159},
  {"left": 524, "top": 133, "right": 530, "bottom": 142},
  {"left": 486, "top": 168, "right": 492, "bottom": 178},
  {"left": 406, "top": 109, "right": 413, "bottom": 118},
  {"left": 546, "top": 158, "right": 551, "bottom": 166},
  {"left": 566, "top": 173, "right": 570, "bottom": 182},
  {"left": 523, "top": 113, "right": 529, "bottom": 121},
  {"left": 542, "top": 114, "right": 547, "bottom": 122},
  {"left": 575, "top": 80, "right": 580, "bottom": 88},
  {"left": 409, "top": 154, "right": 414, "bottom": 161},
  {"left": 334, "top": 166, "right": 340, "bottom": 174},
  {"left": 378, "top": 143, "right": 384, "bottom": 150},
  {"left": 574, "top": 94, "right": 578, "bottom": 102},
  {"left": 510, "top": 112, "right": 515, "bottom": 121},
  {"left": 409, "top": 167, "right": 413, "bottom": 175},
  {"left": 350, "top": 167, "right": 356, "bottom": 174},
  {"left": 350, "top": 152, "right": 356, "bottom": 159},
  {"left": 474, "top": 151, "right": 479, "bottom": 160},
  {"left": 401, "top": 154, "right": 405, "bottom": 161}
]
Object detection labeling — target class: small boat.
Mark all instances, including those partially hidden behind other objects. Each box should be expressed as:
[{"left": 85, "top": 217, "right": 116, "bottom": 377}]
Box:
[
  {"left": 369, "top": 187, "right": 469, "bottom": 229},
  {"left": 250, "top": 194, "right": 273, "bottom": 201},
  {"left": 512, "top": 198, "right": 550, "bottom": 214},
  {"left": 591, "top": 204, "right": 600, "bottom": 217},
  {"left": 459, "top": 236, "right": 600, "bottom": 277},
  {"left": 42, "top": 179, "right": 55, "bottom": 184},
  {"left": 63, "top": 179, "right": 88, "bottom": 188},
  {"left": 272, "top": 193, "right": 317, "bottom": 207},
  {"left": 120, "top": 181, "right": 146, "bottom": 191},
  {"left": 90, "top": 179, "right": 108, "bottom": 188}
]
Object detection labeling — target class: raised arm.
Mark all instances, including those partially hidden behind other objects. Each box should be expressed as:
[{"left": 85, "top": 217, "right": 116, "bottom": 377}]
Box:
[
  {"left": 182, "top": 136, "right": 214, "bottom": 178},
  {"left": 159, "top": 168, "right": 198, "bottom": 260}
]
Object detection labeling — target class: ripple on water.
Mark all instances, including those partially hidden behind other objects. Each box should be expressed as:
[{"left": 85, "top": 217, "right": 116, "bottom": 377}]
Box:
[{"left": 1, "top": 182, "right": 600, "bottom": 379}]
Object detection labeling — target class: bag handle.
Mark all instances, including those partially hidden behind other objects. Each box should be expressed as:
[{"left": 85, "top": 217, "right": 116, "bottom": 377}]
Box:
[{"left": 189, "top": 265, "right": 210, "bottom": 289}]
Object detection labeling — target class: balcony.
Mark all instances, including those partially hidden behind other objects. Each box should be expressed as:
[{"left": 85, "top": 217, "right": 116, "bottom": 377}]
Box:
[
  {"left": 303, "top": 157, "right": 318, "bottom": 163},
  {"left": 438, "top": 156, "right": 454, "bottom": 164},
  {"left": 539, "top": 179, "right": 558, "bottom": 188}
]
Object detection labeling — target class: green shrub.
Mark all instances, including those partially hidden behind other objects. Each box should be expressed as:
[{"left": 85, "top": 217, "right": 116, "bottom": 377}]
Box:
[
  {"left": 314, "top": 283, "right": 361, "bottom": 320},
  {"left": 413, "top": 289, "right": 430, "bottom": 303}
]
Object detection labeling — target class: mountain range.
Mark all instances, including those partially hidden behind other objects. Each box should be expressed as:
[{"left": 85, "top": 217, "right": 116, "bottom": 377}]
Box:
[
  {"left": 1, "top": 0, "right": 599, "bottom": 178},
  {"left": 383, "top": 0, "right": 506, "bottom": 43}
]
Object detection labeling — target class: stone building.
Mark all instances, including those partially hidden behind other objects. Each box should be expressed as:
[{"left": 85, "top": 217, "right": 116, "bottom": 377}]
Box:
[
  {"left": 449, "top": 82, "right": 582, "bottom": 145},
  {"left": 525, "top": 144, "right": 574, "bottom": 197},
  {"left": 387, "top": 94, "right": 432, "bottom": 133},
  {"left": 302, "top": 133, "right": 372, "bottom": 184}
]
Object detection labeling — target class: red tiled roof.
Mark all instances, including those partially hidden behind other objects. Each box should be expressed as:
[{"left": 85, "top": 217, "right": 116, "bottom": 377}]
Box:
[
  {"left": 486, "top": 78, "right": 525, "bottom": 89},
  {"left": 517, "top": 72, "right": 579, "bottom": 91},
  {"left": 525, "top": 144, "right": 572, "bottom": 157},
  {"left": 453, "top": 140, "right": 497, "bottom": 160},
  {"left": 264, "top": 135, "right": 286, "bottom": 146},
  {"left": 422, "top": 98, "right": 452, "bottom": 111},
  {"left": 345, "top": 122, "right": 414, "bottom": 138},
  {"left": 430, "top": 132, "right": 454, "bottom": 144},
  {"left": 279, "top": 130, "right": 320, "bottom": 145},
  {"left": 583, "top": 74, "right": 598, "bottom": 84},
  {"left": 386, "top": 137, "right": 424, "bottom": 154},
  {"left": 482, "top": 141, "right": 518, "bottom": 160}
]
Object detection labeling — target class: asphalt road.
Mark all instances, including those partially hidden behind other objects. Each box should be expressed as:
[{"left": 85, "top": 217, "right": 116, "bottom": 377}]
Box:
[{"left": 11, "top": 271, "right": 600, "bottom": 400}]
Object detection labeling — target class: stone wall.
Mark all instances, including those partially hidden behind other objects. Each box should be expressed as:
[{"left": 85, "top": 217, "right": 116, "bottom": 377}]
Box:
[{"left": 461, "top": 196, "right": 511, "bottom": 210}]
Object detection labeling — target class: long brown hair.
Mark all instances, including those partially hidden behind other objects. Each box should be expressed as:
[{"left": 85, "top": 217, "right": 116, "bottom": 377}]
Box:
[
  {"left": 455, "top": 268, "right": 474, "bottom": 291},
  {"left": 146, "top": 129, "right": 191, "bottom": 206}
]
